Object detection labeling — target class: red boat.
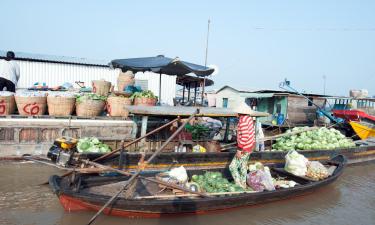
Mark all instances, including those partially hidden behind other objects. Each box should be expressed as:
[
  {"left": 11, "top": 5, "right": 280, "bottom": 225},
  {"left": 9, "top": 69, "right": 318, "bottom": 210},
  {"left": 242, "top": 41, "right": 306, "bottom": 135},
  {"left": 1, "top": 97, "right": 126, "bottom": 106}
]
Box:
[{"left": 333, "top": 109, "right": 375, "bottom": 123}]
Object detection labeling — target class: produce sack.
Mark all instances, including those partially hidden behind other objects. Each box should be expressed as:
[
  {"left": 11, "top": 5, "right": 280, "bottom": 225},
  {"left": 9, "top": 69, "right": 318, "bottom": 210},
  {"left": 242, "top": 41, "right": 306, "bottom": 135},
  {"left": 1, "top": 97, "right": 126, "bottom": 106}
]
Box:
[
  {"left": 168, "top": 166, "right": 188, "bottom": 183},
  {"left": 306, "top": 161, "right": 329, "bottom": 180},
  {"left": 246, "top": 169, "right": 275, "bottom": 192},
  {"left": 192, "top": 144, "right": 206, "bottom": 153},
  {"left": 284, "top": 150, "right": 308, "bottom": 176}
]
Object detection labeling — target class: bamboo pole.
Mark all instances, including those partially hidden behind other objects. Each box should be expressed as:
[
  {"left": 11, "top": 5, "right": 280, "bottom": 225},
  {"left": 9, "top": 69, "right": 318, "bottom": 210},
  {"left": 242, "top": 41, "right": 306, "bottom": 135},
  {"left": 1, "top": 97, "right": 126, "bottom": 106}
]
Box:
[
  {"left": 86, "top": 110, "right": 199, "bottom": 225},
  {"left": 94, "top": 117, "right": 179, "bottom": 162},
  {"left": 39, "top": 118, "right": 180, "bottom": 185}
]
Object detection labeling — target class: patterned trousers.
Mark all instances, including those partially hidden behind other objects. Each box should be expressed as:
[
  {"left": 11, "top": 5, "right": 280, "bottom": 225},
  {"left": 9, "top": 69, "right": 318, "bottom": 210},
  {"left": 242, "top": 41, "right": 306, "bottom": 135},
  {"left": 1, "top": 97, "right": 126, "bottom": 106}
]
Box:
[{"left": 229, "top": 152, "right": 250, "bottom": 188}]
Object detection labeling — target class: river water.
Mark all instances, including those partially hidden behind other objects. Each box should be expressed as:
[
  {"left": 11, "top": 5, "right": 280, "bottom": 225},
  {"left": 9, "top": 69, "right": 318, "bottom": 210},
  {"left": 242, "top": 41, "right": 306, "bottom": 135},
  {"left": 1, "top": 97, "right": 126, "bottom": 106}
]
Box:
[{"left": 0, "top": 161, "right": 374, "bottom": 225}]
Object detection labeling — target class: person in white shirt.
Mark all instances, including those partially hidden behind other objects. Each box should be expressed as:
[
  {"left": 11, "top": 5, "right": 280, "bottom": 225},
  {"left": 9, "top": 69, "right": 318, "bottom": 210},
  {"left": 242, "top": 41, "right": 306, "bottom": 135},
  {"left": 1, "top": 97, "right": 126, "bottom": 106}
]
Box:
[{"left": 0, "top": 51, "right": 20, "bottom": 92}]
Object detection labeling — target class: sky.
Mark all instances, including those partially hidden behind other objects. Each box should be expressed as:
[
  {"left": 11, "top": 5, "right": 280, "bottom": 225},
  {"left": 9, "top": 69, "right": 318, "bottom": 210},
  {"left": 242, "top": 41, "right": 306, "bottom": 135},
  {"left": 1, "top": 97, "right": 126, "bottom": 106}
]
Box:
[{"left": 1, "top": 0, "right": 374, "bottom": 96}]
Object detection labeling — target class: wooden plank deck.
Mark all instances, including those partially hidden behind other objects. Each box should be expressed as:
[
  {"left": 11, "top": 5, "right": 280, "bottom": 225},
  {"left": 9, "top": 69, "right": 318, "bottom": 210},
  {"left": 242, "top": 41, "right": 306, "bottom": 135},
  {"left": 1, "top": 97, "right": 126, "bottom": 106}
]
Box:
[{"left": 125, "top": 106, "right": 269, "bottom": 117}]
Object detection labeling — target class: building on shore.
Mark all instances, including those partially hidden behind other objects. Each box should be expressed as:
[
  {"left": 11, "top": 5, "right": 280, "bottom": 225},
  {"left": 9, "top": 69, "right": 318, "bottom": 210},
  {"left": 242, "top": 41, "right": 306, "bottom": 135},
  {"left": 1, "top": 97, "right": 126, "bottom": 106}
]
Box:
[
  {"left": 215, "top": 85, "right": 328, "bottom": 126},
  {"left": 0, "top": 50, "right": 176, "bottom": 105}
]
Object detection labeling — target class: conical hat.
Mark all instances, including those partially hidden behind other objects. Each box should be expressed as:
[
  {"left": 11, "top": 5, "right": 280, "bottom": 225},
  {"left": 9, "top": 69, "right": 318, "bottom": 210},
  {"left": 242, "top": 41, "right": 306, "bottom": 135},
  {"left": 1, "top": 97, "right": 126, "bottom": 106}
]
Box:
[{"left": 233, "top": 102, "right": 269, "bottom": 117}]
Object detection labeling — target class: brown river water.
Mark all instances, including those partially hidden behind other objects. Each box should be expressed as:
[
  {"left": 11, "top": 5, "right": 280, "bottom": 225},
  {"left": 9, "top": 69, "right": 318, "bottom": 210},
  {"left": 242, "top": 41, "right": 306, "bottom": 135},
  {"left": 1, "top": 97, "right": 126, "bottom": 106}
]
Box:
[{"left": 0, "top": 161, "right": 374, "bottom": 225}]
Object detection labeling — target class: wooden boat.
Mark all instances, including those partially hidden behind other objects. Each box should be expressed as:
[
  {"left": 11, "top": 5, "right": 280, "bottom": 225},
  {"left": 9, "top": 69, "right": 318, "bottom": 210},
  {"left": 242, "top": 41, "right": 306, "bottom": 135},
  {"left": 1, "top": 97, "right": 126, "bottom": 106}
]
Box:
[
  {"left": 349, "top": 121, "right": 375, "bottom": 140},
  {"left": 333, "top": 109, "right": 375, "bottom": 123},
  {"left": 76, "top": 141, "right": 375, "bottom": 171},
  {"left": 49, "top": 155, "right": 345, "bottom": 218}
]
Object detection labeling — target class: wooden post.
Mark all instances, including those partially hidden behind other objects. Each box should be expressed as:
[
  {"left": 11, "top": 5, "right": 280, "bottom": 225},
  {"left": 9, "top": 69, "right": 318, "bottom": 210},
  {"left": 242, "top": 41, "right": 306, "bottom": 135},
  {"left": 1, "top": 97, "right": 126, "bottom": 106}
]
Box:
[
  {"left": 140, "top": 116, "right": 148, "bottom": 151},
  {"left": 159, "top": 73, "right": 162, "bottom": 105},
  {"left": 224, "top": 117, "right": 230, "bottom": 142},
  {"left": 187, "top": 83, "right": 191, "bottom": 101},
  {"left": 194, "top": 82, "right": 197, "bottom": 105},
  {"left": 182, "top": 85, "right": 185, "bottom": 103}
]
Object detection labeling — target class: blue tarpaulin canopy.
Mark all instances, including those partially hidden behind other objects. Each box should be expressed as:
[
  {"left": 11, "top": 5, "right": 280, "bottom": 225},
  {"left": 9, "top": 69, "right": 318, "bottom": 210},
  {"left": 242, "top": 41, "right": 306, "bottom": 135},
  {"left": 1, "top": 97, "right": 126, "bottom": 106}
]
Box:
[
  {"left": 110, "top": 55, "right": 215, "bottom": 104},
  {"left": 110, "top": 55, "right": 214, "bottom": 77}
]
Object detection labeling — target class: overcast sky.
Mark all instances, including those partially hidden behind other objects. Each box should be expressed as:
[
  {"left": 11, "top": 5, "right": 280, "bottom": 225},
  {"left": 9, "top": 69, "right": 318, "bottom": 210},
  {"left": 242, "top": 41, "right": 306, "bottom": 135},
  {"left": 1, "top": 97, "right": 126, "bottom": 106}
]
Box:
[{"left": 1, "top": 0, "right": 374, "bottom": 96}]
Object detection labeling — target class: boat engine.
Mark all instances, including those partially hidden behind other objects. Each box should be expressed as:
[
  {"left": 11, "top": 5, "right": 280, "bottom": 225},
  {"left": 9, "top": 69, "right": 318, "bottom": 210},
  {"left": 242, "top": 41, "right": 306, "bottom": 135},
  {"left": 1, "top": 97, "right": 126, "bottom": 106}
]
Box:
[{"left": 47, "top": 137, "right": 78, "bottom": 167}]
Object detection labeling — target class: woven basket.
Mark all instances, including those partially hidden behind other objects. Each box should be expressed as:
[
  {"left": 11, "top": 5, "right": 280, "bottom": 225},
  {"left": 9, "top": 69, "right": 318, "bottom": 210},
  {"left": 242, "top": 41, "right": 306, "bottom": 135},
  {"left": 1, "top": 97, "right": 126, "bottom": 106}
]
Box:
[
  {"left": 76, "top": 99, "right": 105, "bottom": 117},
  {"left": 0, "top": 95, "right": 16, "bottom": 115},
  {"left": 47, "top": 96, "right": 76, "bottom": 116},
  {"left": 134, "top": 97, "right": 157, "bottom": 106},
  {"left": 107, "top": 96, "right": 132, "bottom": 117},
  {"left": 117, "top": 71, "right": 135, "bottom": 92},
  {"left": 92, "top": 80, "right": 112, "bottom": 96},
  {"left": 15, "top": 96, "right": 47, "bottom": 116}
]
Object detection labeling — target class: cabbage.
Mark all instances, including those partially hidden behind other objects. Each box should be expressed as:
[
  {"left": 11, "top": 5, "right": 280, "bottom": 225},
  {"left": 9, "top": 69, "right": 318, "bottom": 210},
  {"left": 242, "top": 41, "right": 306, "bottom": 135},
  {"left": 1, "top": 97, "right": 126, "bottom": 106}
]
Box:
[
  {"left": 77, "top": 137, "right": 111, "bottom": 153},
  {"left": 272, "top": 127, "right": 355, "bottom": 151},
  {"left": 190, "top": 171, "right": 246, "bottom": 193}
]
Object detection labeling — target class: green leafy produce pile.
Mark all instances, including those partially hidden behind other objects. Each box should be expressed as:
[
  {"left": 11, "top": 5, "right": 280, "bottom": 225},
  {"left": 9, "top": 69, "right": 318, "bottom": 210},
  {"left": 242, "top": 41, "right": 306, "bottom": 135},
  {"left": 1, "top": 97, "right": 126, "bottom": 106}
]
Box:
[
  {"left": 272, "top": 127, "right": 356, "bottom": 151},
  {"left": 130, "top": 90, "right": 157, "bottom": 100},
  {"left": 191, "top": 171, "right": 247, "bottom": 193},
  {"left": 76, "top": 93, "right": 107, "bottom": 103},
  {"left": 185, "top": 124, "right": 209, "bottom": 140},
  {"left": 77, "top": 137, "right": 111, "bottom": 153}
]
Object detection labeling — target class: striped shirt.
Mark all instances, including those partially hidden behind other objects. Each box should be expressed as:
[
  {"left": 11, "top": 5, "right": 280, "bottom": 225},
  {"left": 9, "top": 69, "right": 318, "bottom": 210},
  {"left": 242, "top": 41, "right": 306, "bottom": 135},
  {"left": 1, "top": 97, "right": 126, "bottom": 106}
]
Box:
[{"left": 237, "top": 115, "right": 255, "bottom": 153}]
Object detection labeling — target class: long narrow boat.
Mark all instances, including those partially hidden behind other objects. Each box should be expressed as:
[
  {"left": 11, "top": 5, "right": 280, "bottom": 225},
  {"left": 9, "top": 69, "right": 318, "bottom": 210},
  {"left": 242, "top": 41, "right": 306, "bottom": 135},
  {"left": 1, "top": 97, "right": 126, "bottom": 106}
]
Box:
[
  {"left": 349, "top": 121, "right": 375, "bottom": 140},
  {"left": 49, "top": 155, "right": 345, "bottom": 218},
  {"left": 75, "top": 141, "right": 375, "bottom": 171}
]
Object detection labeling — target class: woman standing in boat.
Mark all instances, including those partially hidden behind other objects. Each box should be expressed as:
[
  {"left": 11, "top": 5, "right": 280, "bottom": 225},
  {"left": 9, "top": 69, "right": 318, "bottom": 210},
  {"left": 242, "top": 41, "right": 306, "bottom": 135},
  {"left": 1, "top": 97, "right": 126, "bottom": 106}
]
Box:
[{"left": 229, "top": 102, "right": 256, "bottom": 188}]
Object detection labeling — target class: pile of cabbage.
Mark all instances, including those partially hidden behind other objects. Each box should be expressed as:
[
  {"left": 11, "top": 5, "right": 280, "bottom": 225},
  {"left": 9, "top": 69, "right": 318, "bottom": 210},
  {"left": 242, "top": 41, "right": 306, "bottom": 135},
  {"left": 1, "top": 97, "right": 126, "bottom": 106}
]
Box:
[
  {"left": 191, "top": 172, "right": 247, "bottom": 193},
  {"left": 77, "top": 137, "right": 111, "bottom": 153},
  {"left": 272, "top": 127, "right": 356, "bottom": 151}
]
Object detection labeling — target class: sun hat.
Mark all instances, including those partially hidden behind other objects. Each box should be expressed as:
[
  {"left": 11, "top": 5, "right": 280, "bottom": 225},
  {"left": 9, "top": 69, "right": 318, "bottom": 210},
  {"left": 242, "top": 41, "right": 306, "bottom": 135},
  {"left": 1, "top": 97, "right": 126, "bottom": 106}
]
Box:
[{"left": 233, "top": 102, "right": 269, "bottom": 117}]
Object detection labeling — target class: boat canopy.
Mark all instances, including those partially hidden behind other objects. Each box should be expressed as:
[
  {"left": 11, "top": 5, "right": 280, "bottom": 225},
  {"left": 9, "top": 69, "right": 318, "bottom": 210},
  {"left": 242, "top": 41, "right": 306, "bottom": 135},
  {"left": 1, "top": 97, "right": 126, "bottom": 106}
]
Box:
[{"left": 110, "top": 55, "right": 214, "bottom": 77}]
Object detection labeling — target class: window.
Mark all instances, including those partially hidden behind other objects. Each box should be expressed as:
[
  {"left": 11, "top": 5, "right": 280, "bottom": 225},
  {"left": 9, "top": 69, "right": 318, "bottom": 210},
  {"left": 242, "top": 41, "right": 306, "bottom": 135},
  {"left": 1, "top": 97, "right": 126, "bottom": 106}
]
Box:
[
  {"left": 222, "top": 98, "right": 228, "bottom": 108},
  {"left": 308, "top": 97, "right": 313, "bottom": 106}
]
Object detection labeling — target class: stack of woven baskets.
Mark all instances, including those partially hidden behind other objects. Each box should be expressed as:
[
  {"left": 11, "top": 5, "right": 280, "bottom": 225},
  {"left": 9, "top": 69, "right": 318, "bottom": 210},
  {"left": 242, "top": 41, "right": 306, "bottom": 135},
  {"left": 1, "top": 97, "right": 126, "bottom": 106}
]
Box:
[
  {"left": 117, "top": 71, "right": 135, "bottom": 92},
  {"left": 92, "top": 80, "right": 112, "bottom": 96}
]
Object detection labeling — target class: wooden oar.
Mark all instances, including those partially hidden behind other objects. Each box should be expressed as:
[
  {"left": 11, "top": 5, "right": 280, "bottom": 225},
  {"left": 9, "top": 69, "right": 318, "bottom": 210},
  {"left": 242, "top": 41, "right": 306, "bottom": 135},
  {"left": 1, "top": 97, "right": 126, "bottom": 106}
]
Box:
[
  {"left": 86, "top": 110, "right": 198, "bottom": 225},
  {"left": 40, "top": 118, "right": 179, "bottom": 185}
]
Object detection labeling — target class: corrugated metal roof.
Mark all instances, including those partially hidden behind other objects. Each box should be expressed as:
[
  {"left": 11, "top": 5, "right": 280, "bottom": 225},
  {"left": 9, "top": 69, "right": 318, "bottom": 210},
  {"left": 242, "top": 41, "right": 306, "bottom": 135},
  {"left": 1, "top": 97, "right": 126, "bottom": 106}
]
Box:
[
  {"left": 239, "top": 93, "right": 274, "bottom": 98},
  {"left": 216, "top": 85, "right": 330, "bottom": 97},
  {"left": 0, "top": 50, "right": 109, "bottom": 67}
]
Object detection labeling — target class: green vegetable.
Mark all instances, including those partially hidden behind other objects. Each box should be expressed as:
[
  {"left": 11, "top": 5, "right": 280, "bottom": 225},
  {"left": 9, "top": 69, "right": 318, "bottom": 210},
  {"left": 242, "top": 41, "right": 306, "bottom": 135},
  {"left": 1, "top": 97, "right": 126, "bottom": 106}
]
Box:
[
  {"left": 191, "top": 175, "right": 199, "bottom": 182},
  {"left": 190, "top": 171, "right": 239, "bottom": 193},
  {"left": 130, "top": 90, "right": 158, "bottom": 100},
  {"left": 272, "top": 127, "right": 356, "bottom": 151},
  {"left": 76, "top": 93, "right": 107, "bottom": 103},
  {"left": 77, "top": 137, "right": 111, "bottom": 153},
  {"left": 185, "top": 124, "right": 210, "bottom": 140}
]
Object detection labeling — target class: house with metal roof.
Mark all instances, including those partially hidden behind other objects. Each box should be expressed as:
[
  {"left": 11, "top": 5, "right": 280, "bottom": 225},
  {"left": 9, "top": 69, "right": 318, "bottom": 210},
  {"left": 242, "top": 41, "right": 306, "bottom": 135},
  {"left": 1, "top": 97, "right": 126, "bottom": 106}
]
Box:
[
  {"left": 0, "top": 50, "right": 177, "bottom": 105},
  {"left": 215, "top": 85, "right": 328, "bottom": 126}
]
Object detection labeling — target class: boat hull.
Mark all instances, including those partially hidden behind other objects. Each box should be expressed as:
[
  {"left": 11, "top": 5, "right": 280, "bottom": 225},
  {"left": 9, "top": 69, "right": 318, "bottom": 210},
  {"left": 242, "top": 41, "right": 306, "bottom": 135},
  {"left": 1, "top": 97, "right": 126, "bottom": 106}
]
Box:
[
  {"left": 350, "top": 121, "right": 375, "bottom": 140},
  {"left": 50, "top": 156, "right": 345, "bottom": 218},
  {"left": 78, "top": 144, "right": 375, "bottom": 171}
]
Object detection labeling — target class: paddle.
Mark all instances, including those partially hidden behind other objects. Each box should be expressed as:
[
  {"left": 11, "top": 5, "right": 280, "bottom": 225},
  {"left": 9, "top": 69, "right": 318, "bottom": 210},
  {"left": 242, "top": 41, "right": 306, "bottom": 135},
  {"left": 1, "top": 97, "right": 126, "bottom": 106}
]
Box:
[
  {"left": 40, "top": 118, "right": 179, "bottom": 185},
  {"left": 86, "top": 110, "right": 198, "bottom": 225}
]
